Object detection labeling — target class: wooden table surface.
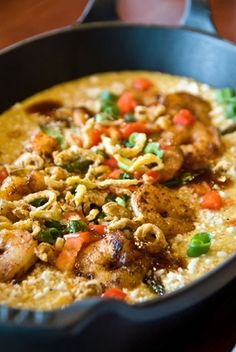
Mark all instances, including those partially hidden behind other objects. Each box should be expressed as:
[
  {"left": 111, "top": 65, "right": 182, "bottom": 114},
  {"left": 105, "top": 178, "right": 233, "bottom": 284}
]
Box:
[
  {"left": 0, "top": 0, "right": 236, "bottom": 48},
  {"left": 0, "top": 0, "right": 235, "bottom": 351}
]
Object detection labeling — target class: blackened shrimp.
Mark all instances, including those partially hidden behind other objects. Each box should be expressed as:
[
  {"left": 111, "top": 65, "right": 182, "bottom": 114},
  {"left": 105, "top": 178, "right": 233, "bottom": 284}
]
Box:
[
  {"left": 0, "top": 171, "right": 46, "bottom": 201},
  {"left": 0, "top": 230, "right": 37, "bottom": 282},
  {"left": 75, "top": 231, "right": 151, "bottom": 289},
  {"left": 159, "top": 147, "right": 184, "bottom": 182},
  {"left": 164, "top": 92, "right": 211, "bottom": 123},
  {"left": 131, "top": 184, "right": 195, "bottom": 238},
  {"left": 160, "top": 121, "right": 221, "bottom": 170}
]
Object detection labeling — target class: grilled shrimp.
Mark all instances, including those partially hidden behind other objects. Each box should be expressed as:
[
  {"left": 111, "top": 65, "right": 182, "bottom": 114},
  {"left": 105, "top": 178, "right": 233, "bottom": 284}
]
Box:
[
  {"left": 160, "top": 147, "right": 184, "bottom": 182},
  {"left": 75, "top": 231, "right": 151, "bottom": 289},
  {"left": 131, "top": 184, "right": 195, "bottom": 238},
  {"left": 0, "top": 171, "right": 46, "bottom": 201},
  {"left": 0, "top": 230, "right": 37, "bottom": 282},
  {"left": 160, "top": 121, "right": 221, "bottom": 170},
  {"left": 164, "top": 92, "right": 211, "bottom": 123},
  {"left": 0, "top": 176, "right": 30, "bottom": 201}
]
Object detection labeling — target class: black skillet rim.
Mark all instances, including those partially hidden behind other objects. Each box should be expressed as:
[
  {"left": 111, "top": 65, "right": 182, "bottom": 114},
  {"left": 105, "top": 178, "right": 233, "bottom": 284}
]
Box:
[{"left": 1, "top": 20, "right": 236, "bottom": 56}]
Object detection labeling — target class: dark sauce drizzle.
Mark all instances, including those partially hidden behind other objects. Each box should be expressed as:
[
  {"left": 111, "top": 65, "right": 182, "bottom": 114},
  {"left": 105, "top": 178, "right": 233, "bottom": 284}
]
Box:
[
  {"left": 191, "top": 168, "right": 232, "bottom": 189},
  {"left": 25, "top": 100, "right": 62, "bottom": 116}
]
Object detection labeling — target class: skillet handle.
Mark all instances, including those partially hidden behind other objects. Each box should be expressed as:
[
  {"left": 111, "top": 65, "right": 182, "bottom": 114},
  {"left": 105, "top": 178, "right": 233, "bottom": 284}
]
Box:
[
  {"left": 181, "top": 0, "right": 217, "bottom": 35},
  {"left": 79, "top": 0, "right": 118, "bottom": 23},
  {"left": 80, "top": 0, "right": 217, "bottom": 36}
]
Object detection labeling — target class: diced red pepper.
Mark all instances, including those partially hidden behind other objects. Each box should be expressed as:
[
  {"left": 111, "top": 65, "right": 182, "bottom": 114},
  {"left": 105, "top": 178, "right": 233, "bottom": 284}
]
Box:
[
  {"left": 103, "top": 158, "right": 118, "bottom": 170},
  {"left": 56, "top": 232, "right": 99, "bottom": 271},
  {"left": 173, "top": 109, "right": 196, "bottom": 126},
  {"left": 120, "top": 122, "right": 150, "bottom": 138},
  {"left": 117, "top": 92, "right": 137, "bottom": 114},
  {"left": 133, "top": 170, "right": 143, "bottom": 179},
  {"left": 133, "top": 77, "right": 153, "bottom": 91},
  {"left": 102, "top": 287, "right": 127, "bottom": 300},
  {"left": 161, "top": 144, "right": 172, "bottom": 150},
  {"left": 88, "top": 223, "right": 106, "bottom": 235},
  {"left": 98, "top": 126, "right": 122, "bottom": 140},
  {"left": 200, "top": 190, "right": 223, "bottom": 210},
  {"left": 89, "top": 129, "right": 102, "bottom": 147},
  {"left": 107, "top": 126, "right": 122, "bottom": 140},
  {"left": 143, "top": 170, "right": 161, "bottom": 184},
  {"left": 107, "top": 169, "right": 124, "bottom": 179}
]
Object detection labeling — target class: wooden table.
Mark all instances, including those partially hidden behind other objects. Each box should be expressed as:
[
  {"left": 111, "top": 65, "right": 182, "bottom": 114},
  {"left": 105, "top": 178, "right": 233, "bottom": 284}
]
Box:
[
  {"left": 0, "top": 0, "right": 236, "bottom": 48},
  {"left": 0, "top": 0, "right": 235, "bottom": 351}
]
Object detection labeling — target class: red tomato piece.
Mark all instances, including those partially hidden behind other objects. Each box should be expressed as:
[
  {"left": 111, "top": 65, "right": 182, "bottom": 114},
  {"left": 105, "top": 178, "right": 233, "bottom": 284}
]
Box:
[
  {"left": 102, "top": 288, "right": 127, "bottom": 300},
  {"left": 103, "top": 158, "right": 118, "bottom": 170},
  {"left": 133, "top": 170, "right": 143, "bottom": 179},
  {"left": 56, "top": 232, "right": 100, "bottom": 271},
  {"left": 120, "top": 122, "right": 149, "bottom": 138},
  {"left": 107, "top": 169, "right": 124, "bottom": 179},
  {"left": 117, "top": 92, "right": 137, "bottom": 114},
  {"left": 133, "top": 77, "right": 153, "bottom": 91},
  {"left": 161, "top": 144, "right": 171, "bottom": 150},
  {"left": 143, "top": 170, "right": 161, "bottom": 183},
  {"left": 173, "top": 109, "right": 196, "bottom": 126},
  {"left": 200, "top": 190, "right": 223, "bottom": 210},
  {"left": 88, "top": 223, "right": 106, "bottom": 235},
  {"left": 90, "top": 129, "right": 102, "bottom": 146}
]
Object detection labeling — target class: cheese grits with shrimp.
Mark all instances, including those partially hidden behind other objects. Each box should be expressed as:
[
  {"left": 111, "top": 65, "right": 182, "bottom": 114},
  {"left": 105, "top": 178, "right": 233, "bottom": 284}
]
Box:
[{"left": 0, "top": 71, "right": 236, "bottom": 310}]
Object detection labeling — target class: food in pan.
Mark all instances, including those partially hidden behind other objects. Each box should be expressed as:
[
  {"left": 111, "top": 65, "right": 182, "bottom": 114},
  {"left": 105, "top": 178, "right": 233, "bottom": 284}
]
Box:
[{"left": 0, "top": 71, "right": 235, "bottom": 310}]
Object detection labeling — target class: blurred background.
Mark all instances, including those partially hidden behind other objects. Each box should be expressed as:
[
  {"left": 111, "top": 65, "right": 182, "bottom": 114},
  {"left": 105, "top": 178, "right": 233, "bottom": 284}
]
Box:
[{"left": 0, "top": 0, "right": 236, "bottom": 49}]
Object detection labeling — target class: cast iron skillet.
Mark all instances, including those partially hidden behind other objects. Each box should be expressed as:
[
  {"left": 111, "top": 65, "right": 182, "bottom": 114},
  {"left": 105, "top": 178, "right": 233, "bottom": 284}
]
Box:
[{"left": 0, "top": 0, "right": 236, "bottom": 340}]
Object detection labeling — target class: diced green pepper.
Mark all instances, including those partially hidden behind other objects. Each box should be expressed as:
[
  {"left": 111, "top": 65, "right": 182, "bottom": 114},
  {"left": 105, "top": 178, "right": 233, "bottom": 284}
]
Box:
[
  {"left": 164, "top": 178, "right": 182, "bottom": 187},
  {"left": 164, "top": 171, "right": 203, "bottom": 187},
  {"left": 115, "top": 196, "right": 127, "bottom": 207},
  {"left": 95, "top": 112, "right": 112, "bottom": 123},
  {"left": 106, "top": 194, "right": 116, "bottom": 202},
  {"left": 100, "top": 104, "right": 120, "bottom": 119},
  {"left": 187, "top": 232, "right": 211, "bottom": 257},
  {"left": 45, "top": 220, "right": 62, "bottom": 230},
  {"left": 225, "top": 98, "right": 236, "bottom": 119},
  {"left": 37, "top": 228, "right": 61, "bottom": 244},
  {"left": 124, "top": 113, "right": 136, "bottom": 122},
  {"left": 100, "top": 91, "right": 117, "bottom": 104},
  {"left": 144, "top": 142, "right": 163, "bottom": 158},
  {"left": 67, "top": 220, "right": 87, "bottom": 233},
  {"left": 64, "top": 159, "right": 93, "bottom": 173},
  {"left": 30, "top": 198, "right": 47, "bottom": 207},
  {"left": 215, "top": 88, "right": 234, "bottom": 103},
  {"left": 127, "top": 133, "right": 140, "bottom": 148},
  {"left": 118, "top": 172, "right": 132, "bottom": 180}
]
